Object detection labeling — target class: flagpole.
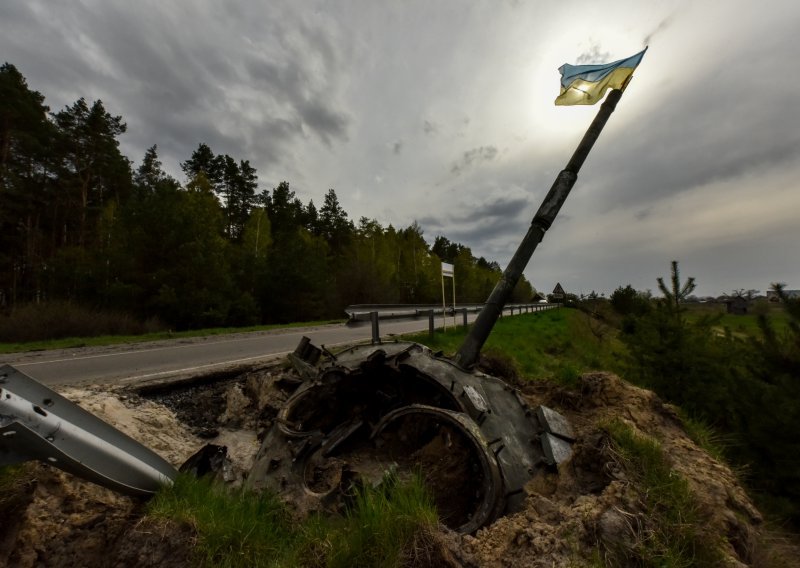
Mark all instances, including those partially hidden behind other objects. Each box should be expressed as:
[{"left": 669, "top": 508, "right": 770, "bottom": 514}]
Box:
[{"left": 454, "top": 87, "right": 627, "bottom": 369}]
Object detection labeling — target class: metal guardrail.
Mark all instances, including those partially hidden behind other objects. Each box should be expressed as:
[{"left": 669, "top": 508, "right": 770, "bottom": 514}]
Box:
[
  {"left": 345, "top": 302, "right": 558, "bottom": 323},
  {"left": 0, "top": 365, "right": 177, "bottom": 496},
  {"left": 344, "top": 303, "right": 559, "bottom": 344}
]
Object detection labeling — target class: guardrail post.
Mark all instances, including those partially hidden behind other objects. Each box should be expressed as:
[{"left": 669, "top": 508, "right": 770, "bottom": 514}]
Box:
[
  {"left": 428, "top": 310, "right": 435, "bottom": 338},
  {"left": 370, "top": 311, "right": 380, "bottom": 344},
  {"left": 462, "top": 308, "right": 468, "bottom": 328}
]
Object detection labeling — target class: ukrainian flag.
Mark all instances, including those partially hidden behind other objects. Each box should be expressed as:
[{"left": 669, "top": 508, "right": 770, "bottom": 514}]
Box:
[{"left": 555, "top": 47, "right": 647, "bottom": 106}]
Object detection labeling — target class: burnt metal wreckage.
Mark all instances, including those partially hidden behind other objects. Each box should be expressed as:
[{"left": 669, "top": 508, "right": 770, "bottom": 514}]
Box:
[
  {"left": 0, "top": 88, "right": 630, "bottom": 533},
  {"left": 248, "top": 338, "right": 574, "bottom": 533}
]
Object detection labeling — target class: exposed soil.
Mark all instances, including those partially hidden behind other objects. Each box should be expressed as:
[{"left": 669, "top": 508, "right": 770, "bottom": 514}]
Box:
[
  {"left": 2, "top": 363, "right": 798, "bottom": 567},
  {"left": 376, "top": 415, "right": 485, "bottom": 529}
]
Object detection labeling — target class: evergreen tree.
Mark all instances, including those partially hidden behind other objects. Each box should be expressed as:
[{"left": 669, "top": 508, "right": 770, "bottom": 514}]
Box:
[
  {"left": 0, "top": 63, "right": 55, "bottom": 306},
  {"left": 180, "top": 143, "right": 221, "bottom": 185},
  {"left": 318, "top": 189, "right": 352, "bottom": 253},
  {"left": 134, "top": 145, "right": 167, "bottom": 194},
  {"left": 657, "top": 260, "right": 696, "bottom": 317},
  {"left": 266, "top": 181, "right": 305, "bottom": 236},
  {"left": 51, "top": 98, "right": 131, "bottom": 248},
  {"left": 305, "top": 199, "right": 319, "bottom": 234}
]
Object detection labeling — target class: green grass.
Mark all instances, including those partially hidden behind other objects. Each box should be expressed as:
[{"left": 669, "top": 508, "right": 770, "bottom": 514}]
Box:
[
  {"left": 404, "top": 308, "right": 623, "bottom": 385},
  {"left": 146, "top": 473, "right": 439, "bottom": 568},
  {"left": 146, "top": 474, "right": 299, "bottom": 567},
  {"left": 683, "top": 302, "right": 789, "bottom": 338},
  {"left": 316, "top": 473, "right": 440, "bottom": 568},
  {"left": 604, "top": 420, "right": 722, "bottom": 567},
  {"left": 675, "top": 410, "right": 728, "bottom": 462},
  {"left": 0, "top": 464, "right": 32, "bottom": 517},
  {"left": 0, "top": 319, "right": 345, "bottom": 354},
  {"left": 0, "top": 464, "right": 27, "bottom": 494}
]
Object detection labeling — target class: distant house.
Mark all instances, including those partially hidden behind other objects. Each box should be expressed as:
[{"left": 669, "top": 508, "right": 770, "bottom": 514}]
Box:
[
  {"left": 766, "top": 289, "right": 800, "bottom": 302},
  {"left": 531, "top": 291, "right": 546, "bottom": 303},
  {"left": 724, "top": 296, "right": 749, "bottom": 316}
]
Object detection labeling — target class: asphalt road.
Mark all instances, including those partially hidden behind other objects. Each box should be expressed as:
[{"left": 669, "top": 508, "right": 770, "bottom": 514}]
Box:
[{"left": 1, "top": 313, "right": 485, "bottom": 387}]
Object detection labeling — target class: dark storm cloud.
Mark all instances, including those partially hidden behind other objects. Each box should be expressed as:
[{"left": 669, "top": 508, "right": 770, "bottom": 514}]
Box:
[
  {"left": 296, "top": 99, "right": 350, "bottom": 145},
  {"left": 1, "top": 1, "right": 351, "bottom": 179},
  {"left": 451, "top": 195, "right": 528, "bottom": 224},
  {"left": 450, "top": 145, "right": 498, "bottom": 174},
  {"left": 243, "top": 55, "right": 350, "bottom": 146},
  {"left": 418, "top": 188, "right": 530, "bottom": 249}
]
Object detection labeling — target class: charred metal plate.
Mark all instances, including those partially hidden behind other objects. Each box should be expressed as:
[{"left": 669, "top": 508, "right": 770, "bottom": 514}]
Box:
[
  {"left": 541, "top": 432, "right": 573, "bottom": 465},
  {"left": 461, "top": 384, "right": 489, "bottom": 419},
  {"left": 537, "top": 405, "right": 575, "bottom": 441}
]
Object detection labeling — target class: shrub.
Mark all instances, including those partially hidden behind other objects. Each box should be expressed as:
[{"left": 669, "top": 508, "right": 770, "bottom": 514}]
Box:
[{"left": 0, "top": 301, "right": 164, "bottom": 342}]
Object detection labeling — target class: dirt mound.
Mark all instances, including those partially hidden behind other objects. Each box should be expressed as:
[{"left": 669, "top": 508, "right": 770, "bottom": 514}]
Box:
[
  {"left": 448, "top": 372, "right": 766, "bottom": 567},
  {"left": 1, "top": 465, "right": 194, "bottom": 568},
  {"left": 1, "top": 368, "right": 794, "bottom": 566}
]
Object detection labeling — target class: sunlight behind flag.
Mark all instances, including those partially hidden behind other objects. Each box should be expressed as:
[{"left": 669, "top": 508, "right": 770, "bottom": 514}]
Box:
[{"left": 555, "top": 47, "right": 647, "bottom": 106}]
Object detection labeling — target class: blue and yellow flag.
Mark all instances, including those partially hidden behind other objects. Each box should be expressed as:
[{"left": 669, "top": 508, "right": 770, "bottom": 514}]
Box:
[{"left": 555, "top": 47, "right": 647, "bottom": 106}]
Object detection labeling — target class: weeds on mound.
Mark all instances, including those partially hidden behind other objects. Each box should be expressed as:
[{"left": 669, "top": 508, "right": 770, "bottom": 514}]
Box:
[
  {"left": 602, "top": 420, "right": 722, "bottom": 567},
  {"left": 146, "top": 472, "right": 439, "bottom": 568}
]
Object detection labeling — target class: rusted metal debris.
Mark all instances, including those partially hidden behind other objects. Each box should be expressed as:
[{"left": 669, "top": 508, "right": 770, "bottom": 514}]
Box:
[{"left": 247, "top": 338, "right": 574, "bottom": 534}]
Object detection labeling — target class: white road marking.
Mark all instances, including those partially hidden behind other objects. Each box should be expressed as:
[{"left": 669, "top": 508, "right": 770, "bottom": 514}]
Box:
[
  {"left": 117, "top": 352, "right": 292, "bottom": 382},
  {"left": 12, "top": 329, "right": 317, "bottom": 366}
]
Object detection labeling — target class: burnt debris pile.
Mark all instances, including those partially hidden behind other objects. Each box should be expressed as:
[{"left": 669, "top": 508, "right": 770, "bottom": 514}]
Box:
[{"left": 247, "top": 338, "right": 575, "bottom": 534}]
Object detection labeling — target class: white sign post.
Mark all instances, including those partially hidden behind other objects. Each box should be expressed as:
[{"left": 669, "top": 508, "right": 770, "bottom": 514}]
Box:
[{"left": 441, "top": 262, "right": 455, "bottom": 331}]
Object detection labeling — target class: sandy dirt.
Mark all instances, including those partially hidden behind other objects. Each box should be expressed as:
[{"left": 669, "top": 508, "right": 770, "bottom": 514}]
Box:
[{"left": 1, "top": 364, "right": 796, "bottom": 567}]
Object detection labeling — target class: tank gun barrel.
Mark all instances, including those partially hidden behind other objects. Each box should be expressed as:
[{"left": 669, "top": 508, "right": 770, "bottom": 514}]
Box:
[{"left": 453, "top": 88, "right": 625, "bottom": 369}]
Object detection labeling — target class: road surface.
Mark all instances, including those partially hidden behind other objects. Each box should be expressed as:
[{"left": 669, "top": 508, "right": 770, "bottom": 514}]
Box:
[{"left": 1, "top": 312, "right": 494, "bottom": 387}]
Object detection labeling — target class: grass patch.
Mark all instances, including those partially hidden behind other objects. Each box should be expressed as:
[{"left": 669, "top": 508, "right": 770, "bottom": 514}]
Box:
[
  {"left": 146, "top": 473, "right": 439, "bottom": 568},
  {"left": 683, "top": 302, "right": 789, "bottom": 338},
  {"left": 676, "top": 410, "right": 728, "bottom": 462},
  {"left": 0, "top": 464, "right": 25, "bottom": 488},
  {"left": 0, "top": 464, "right": 34, "bottom": 518},
  {"left": 319, "top": 473, "right": 440, "bottom": 568},
  {"left": 146, "top": 474, "right": 299, "bottom": 567},
  {"left": 403, "top": 308, "right": 623, "bottom": 385},
  {"left": 604, "top": 420, "right": 722, "bottom": 567},
  {"left": 0, "top": 464, "right": 28, "bottom": 498}
]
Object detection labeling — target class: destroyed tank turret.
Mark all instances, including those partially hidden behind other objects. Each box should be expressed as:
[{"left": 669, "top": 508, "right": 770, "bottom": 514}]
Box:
[{"left": 248, "top": 338, "right": 574, "bottom": 533}]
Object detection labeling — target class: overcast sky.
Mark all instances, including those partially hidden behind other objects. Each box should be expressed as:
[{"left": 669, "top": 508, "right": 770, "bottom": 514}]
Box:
[{"left": 2, "top": 0, "right": 799, "bottom": 297}]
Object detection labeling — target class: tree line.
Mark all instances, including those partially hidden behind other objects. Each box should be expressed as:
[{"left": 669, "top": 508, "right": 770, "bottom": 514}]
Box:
[
  {"left": 601, "top": 267, "right": 800, "bottom": 526},
  {"left": 0, "top": 63, "right": 533, "bottom": 332}
]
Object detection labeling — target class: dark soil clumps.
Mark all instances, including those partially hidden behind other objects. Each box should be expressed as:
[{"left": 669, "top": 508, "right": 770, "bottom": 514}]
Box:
[{"left": 148, "top": 378, "right": 241, "bottom": 437}]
